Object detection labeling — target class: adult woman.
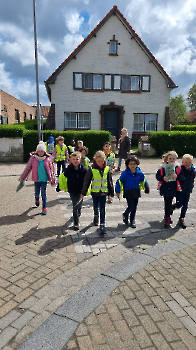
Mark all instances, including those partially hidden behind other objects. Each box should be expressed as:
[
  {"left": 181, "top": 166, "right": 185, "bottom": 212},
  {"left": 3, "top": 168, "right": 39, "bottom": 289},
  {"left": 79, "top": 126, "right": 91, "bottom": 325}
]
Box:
[{"left": 116, "top": 128, "right": 131, "bottom": 171}]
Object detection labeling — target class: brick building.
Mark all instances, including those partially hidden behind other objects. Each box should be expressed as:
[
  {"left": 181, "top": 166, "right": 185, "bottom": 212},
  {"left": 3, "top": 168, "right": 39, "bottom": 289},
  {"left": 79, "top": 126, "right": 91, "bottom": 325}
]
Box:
[{"left": 0, "top": 89, "right": 37, "bottom": 125}]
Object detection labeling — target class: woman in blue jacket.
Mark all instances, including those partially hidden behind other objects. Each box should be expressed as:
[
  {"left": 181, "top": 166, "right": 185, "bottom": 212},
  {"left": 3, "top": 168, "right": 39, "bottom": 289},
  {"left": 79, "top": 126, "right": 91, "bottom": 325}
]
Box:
[{"left": 115, "top": 155, "right": 149, "bottom": 228}]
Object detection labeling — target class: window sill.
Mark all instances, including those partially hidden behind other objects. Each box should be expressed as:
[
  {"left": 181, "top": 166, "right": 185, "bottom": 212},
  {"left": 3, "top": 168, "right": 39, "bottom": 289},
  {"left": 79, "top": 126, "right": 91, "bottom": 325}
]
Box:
[
  {"left": 121, "top": 91, "right": 141, "bottom": 94},
  {"left": 83, "top": 90, "right": 104, "bottom": 92},
  {"left": 109, "top": 53, "right": 118, "bottom": 56}
]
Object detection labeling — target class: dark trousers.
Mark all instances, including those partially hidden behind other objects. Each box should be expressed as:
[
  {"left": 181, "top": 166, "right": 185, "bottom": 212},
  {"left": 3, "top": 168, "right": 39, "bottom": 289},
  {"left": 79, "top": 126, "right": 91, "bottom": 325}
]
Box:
[
  {"left": 57, "top": 160, "right": 66, "bottom": 176},
  {"left": 164, "top": 196, "right": 173, "bottom": 217},
  {"left": 172, "top": 192, "right": 190, "bottom": 219},
  {"left": 124, "top": 198, "right": 138, "bottom": 222},
  {"left": 92, "top": 195, "right": 106, "bottom": 225},
  {"left": 70, "top": 193, "right": 83, "bottom": 223},
  {"left": 34, "top": 182, "right": 47, "bottom": 209}
]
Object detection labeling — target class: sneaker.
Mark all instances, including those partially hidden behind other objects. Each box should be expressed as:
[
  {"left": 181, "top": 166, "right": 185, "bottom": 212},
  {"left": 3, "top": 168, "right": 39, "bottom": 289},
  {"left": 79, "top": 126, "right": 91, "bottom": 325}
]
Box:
[
  {"left": 107, "top": 197, "right": 113, "bottom": 203},
  {"left": 74, "top": 224, "right": 79, "bottom": 231},
  {"left": 164, "top": 216, "right": 170, "bottom": 228},
  {"left": 100, "top": 224, "right": 106, "bottom": 234},
  {"left": 178, "top": 218, "right": 186, "bottom": 229},
  {"left": 35, "top": 200, "right": 39, "bottom": 207},
  {"left": 42, "top": 208, "right": 47, "bottom": 215},
  {"left": 130, "top": 220, "right": 136, "bottom": 228},
  {"left": 123, "top": 212, "right": 128, "bottom": 225},
  {"left": 93, "top": 215, "right": 99, "bottom": 226}
]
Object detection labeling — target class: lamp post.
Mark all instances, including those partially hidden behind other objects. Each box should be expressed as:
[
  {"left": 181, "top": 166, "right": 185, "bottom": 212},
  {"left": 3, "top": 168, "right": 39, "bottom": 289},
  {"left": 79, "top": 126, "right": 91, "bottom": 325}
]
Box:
[{"left": 33, "top": 0, "right": 41, "bottom": 142}]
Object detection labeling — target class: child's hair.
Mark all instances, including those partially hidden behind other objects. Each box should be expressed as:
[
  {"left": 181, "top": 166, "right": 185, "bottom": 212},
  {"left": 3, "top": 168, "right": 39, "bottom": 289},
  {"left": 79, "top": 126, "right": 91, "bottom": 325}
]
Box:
[
  {"left": 103, "top": 141, "right": 111, "bottom": 147},
  {"left": 77, "top": 140, "right": 83, "bottom": 145},
  {"left": 162, "top": 151, "right": 178, "bottom": 163},
  {"left": 78, "top": 146, "right": 89, "bottom": 155},
  {"left": 121, "top": 127, "right": 128, "bottom": 134},
  {"left": 182, "top": 154, "right": 193, "bottom": 161},
  {"left": 125, "top": 155, "right": 140, "bottom": 167},
  {"left": 70, "top": 151, "right": 81, "bottom": 158},
  {"left": 94, "top": 150, "right": 105, "bottom": 159},
  {"left": 56, "top": 136, "right": 64, "bottom": 143}
]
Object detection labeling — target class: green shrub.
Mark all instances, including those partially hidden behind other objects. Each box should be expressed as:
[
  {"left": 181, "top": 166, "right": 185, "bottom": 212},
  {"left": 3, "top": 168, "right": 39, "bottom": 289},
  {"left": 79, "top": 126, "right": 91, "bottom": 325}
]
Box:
[
  {"left": 148, "top": 131, "right": 196, "bottom": 156},
  {"left": 172, "top": 125, "right": 196, "bottom": 131},
  {"left": 21, "top": 119, "right": 47, "bottom": 130},
  {"left": 0, "top": 125, "right": 24, "bottom": 137}
]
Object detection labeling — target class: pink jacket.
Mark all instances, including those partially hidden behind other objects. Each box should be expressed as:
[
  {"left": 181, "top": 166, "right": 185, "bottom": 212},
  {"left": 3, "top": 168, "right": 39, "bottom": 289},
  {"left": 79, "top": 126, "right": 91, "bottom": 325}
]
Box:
[{"left": 19, "top": 155, "right": 56, "bottom": 185}]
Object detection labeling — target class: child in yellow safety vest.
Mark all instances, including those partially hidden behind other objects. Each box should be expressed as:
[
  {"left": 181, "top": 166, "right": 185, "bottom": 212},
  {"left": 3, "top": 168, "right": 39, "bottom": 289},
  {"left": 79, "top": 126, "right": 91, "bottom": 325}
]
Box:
[
  {"left": 103, "top": 141, "right": 115, "bottom": 203},
  {"left": 52, "top": 136, "right": 69, "bottom": 176},
  {"left": 80, "top": 150, "right": 114, "bottom": 234},
  {"left": 78, "top": 146, "right": 90, "bottom": 168}
]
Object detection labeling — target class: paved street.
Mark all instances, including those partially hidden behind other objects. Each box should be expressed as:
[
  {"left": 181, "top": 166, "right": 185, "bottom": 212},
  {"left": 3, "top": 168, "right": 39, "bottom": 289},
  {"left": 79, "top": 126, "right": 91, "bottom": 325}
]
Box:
[{"left": 1, "top": 158, "right": 196, "bottom": 349}]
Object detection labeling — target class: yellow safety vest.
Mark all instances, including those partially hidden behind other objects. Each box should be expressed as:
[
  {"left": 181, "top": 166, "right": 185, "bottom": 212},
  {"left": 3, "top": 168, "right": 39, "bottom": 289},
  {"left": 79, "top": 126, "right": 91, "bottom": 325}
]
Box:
[
  {"left": 59, "top": 173, "right": 91, "bottom": 195},
  {"left": 91, "top": 167, "right": 109, "bottom": 193},
  {"left": 55, "top": 144, "right": 66, "bottom": 162}
]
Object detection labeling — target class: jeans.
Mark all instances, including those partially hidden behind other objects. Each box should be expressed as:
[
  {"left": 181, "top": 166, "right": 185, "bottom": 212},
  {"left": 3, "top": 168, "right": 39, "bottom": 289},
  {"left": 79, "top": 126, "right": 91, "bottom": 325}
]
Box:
[
  {"left": 92, "top": 195, "right": 106, "bottom": 225},
  {"left": 172, "top": 192, "right": 190, "bottom": 219},
  {"left": 124, "top": 198, "right": 138, "bottom": 222},
  {"left": 70, "top": 193, "right": 83, "bottom": 223},
  {"left": 34, "top": 182, "right": 47, "bottom": 209},
  {"left": 57, "top": 160, "right": 66, "bottom": 176},
  {"left": 164, "top": 196, "right": 173, "bottom": 217}
]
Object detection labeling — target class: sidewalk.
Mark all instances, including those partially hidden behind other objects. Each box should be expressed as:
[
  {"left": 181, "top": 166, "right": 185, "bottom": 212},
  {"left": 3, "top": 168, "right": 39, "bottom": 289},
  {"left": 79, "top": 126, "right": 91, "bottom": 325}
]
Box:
[{"left": 0, "top": 159, "right": 196, "bottom": 350}]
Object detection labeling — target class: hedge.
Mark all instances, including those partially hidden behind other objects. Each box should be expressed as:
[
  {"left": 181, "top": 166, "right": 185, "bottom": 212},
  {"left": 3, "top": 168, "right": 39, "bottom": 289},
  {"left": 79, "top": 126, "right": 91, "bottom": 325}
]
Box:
[
  {"left": 148, "top": 131, "right": 196, "bottom": 156},
  {"left": 172, "top": 125, "right": 196, "bottom": 131},
  {"left": 22, "top": 130, "right": 111, "bottom": 161},
  {"left": 0, "top": 125, "right": 24, "bottom": 137}
]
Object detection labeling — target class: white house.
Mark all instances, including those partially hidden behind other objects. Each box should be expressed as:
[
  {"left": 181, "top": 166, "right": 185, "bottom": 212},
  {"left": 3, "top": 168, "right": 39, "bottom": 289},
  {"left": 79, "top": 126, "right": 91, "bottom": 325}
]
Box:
[{"left": 45, "top": 5, "right": 177, "bottom": 140}]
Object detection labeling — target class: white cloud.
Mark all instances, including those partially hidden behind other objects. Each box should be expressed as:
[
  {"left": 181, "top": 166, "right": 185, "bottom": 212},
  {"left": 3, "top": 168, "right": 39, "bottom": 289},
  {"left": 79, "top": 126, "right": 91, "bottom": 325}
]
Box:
[
  {"left": 63, "top": 33, "right": 84, "bottom": 56},
  {"left": 65, "top": 12, "right": 84, "bottom": 33}
]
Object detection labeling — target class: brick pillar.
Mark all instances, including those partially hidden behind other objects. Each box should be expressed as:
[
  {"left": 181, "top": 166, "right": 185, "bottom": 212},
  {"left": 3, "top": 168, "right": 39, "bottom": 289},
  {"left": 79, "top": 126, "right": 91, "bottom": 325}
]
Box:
[
  {"left": 164, "top": 106, "right": 170, "bottom": 131},
  {"left": 46, "top": 104, "right": 55, "bottom": 130}
]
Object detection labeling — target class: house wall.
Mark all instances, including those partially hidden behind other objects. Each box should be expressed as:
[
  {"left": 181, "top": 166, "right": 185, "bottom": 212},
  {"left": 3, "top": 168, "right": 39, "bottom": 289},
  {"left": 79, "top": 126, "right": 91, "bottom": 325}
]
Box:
[
  {"left": 49, "top": 14, "right": 171, "bottom": 134},
  {"left": 0, "top": 90, "right": 36, "bottom": 125}
]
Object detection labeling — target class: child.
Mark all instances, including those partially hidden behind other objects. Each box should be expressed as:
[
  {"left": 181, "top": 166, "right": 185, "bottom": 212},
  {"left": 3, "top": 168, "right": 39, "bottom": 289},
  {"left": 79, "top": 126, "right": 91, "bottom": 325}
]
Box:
[
  {"left": 19, "top": 141, "right": 56, "bottom": 215},
  {"left": 75, "top": 140, "right": 83, "bottom": 151},
  {"left": 103, "top": 141, "right": 115, "bottom": 203},
  {"left": 170, "top": 154, "right": 196, "bottom": 228},
  {"left": 115, "top": 155, "right": 149, "bottom": 228},
  {"left": 45, "top": 136, "right": 55, "bottom": 155},
  {"left": 59, "top": 151, "right": 87, "bottom": 230},
  {"left": 80, "top": 150, "right": 114, "bottom": 234},
  {"left": 52, "top": 136, "right": 69, "bottom": 176},
  {"left": 156, "top": 151, "right": 182, "bottom": 227},
  {"left": 78, "top": 146, "right": 90, "bottom": 168},
  {"left": 67, "top": 139, "right": 75, "bottom": 156}
]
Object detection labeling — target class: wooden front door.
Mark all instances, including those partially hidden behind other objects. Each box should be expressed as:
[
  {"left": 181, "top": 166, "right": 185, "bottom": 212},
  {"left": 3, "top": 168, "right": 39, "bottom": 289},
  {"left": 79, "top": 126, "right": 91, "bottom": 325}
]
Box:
[{"left": 104, "top": 109, "right": 119, "bottom": 140}]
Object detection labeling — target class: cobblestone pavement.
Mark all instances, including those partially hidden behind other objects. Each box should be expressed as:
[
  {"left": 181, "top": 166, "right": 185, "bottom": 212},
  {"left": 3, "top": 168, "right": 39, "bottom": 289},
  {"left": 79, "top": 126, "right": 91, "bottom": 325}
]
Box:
[{"left": 1, "top": 159, "right": 196, "bottom": 350}]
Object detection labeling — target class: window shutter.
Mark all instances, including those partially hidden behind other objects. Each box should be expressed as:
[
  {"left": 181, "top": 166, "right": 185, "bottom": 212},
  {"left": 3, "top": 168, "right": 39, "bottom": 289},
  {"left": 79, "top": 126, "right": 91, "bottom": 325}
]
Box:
[{"left": 141, "top": 76, "right": 150, "bottom": 91}]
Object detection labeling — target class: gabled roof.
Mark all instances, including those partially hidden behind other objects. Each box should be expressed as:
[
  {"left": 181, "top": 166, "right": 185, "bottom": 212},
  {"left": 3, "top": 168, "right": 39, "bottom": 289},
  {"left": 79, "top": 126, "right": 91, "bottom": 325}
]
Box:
[{"left": 45, "top": 5, "right": 177, "bottom": 101}]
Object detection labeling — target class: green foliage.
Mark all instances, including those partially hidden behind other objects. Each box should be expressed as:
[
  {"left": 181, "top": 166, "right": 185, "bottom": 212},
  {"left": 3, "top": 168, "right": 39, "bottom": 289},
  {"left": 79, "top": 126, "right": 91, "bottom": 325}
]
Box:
[
  {"left": 23, "top": 130, "right": 39, "bottom": 161},
  {"left": 172, "top": 125, "right": 196, "bottom": 131},
  {"left": 21, "top": 119, "right": 47, "bottom": 130},
  {"left": 187, "top": 83, "right": 196, "bottom": 111},
  {"left": 169, "top": 94, "right": 187, "bottom": 124},
  {"left": 0, "top": 125, "right": 24, "bottom": 137},
  {"left": 148, "top": 131, "right": 196, "bottom": 156}
]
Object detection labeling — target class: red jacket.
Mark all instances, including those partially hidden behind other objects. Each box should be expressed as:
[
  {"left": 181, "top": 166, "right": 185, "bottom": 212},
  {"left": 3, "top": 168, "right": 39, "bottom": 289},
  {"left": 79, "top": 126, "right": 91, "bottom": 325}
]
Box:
[{"left": 19, "top": 155, "right": 56, "bottom": 184}]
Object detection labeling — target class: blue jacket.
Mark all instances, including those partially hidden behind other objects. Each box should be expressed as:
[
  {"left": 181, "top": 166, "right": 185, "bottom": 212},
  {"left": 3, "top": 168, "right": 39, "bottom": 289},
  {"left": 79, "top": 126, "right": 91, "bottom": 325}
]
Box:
[
  {"left": 115, "top": 167, "right": 145, "bottom": 199},
  {"left": 180, "top": 164, "right": 196, "bottom": 193}
]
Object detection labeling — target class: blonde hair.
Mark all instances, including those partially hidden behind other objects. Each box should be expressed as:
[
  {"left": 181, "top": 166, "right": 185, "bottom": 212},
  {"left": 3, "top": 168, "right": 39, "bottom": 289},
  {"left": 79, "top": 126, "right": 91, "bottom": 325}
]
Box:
[
  {"left": 56, "top": 136, "right": 64, "bottom": 143},
  {"left": 121, "top": 128, "right": 128, "bottom": 133},
  {"left": 94, "top": 150, "right": 105, "bottom": 159},
  {"left": 182, "top": 154, "right": 193, "bottom": 161},
  {"left": 71, "top": 151, "right": 81, "bottom": 158},
  {"left": 162, "top": 151, "right": 178, "bottom": 163}
]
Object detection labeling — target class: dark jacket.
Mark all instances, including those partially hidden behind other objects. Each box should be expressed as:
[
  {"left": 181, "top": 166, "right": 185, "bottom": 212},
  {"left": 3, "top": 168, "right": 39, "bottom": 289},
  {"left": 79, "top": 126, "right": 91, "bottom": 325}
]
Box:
[
  {"left": 180, "top": 164, "right": 196, "bottom": 193},
  {"left": 156, "top": 165, "right": 183, "bottom": 197},
  {"left": 118, "top": 136, "right": 131, "bottom": 159},
  {"left": 63, "top": 163, "right": 87, "bottom": 195},
  {"left": 115, "top": 167, "right": 145, "bottom": 199},
  {"left": 81, "top": 165, "right": 114, "bottom": 197}
]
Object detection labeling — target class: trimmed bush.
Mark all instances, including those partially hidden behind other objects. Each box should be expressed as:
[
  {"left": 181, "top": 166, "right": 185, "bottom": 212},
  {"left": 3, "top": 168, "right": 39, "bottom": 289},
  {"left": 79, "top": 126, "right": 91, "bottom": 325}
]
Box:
[
  {"left": 172, "top": 125, "right": 196, "bottom": 131},
  {"left": 22, "top": 119, "right": 47, "bottom": 130},
  {"left": 148, "top": 131, "right": 196, "bottom": 156},
  {"left": 0, "top": 125, "right": 24, "bottom": 137}
]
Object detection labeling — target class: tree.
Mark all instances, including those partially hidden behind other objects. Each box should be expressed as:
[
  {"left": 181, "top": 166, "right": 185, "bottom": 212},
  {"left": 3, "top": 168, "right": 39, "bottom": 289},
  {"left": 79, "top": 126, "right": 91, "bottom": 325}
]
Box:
[
  {"left": 169, "top": 94, "right": 187, "bottom": 124},
  {"left": 187, "top": 83, "right": 196, "bottom": 111}
]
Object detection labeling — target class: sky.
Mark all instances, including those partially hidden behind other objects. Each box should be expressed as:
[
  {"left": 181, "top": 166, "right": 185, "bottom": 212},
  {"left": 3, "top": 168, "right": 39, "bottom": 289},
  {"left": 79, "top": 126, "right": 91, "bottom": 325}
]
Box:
[{"left": 0, "top": 0, "right": 195, "bottom": 107}]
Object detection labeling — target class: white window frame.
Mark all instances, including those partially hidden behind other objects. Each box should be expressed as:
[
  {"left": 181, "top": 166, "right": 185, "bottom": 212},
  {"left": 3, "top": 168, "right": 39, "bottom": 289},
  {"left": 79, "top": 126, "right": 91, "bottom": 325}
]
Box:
[
  {"left": 133, "top": 113, "right": 157, "bottom": 132},
  {"left": 110, "top": 41, "right": 117, "bottom": 54},
  {"left": 104, "top": 74, "right": 112, "bottom": 90},
  {"left": 131, "top": 76, "right": 140, "bottom": 91},
  {"left": 93, "top": 75, "right": 102, "bottom": 90},
  {"left": 65, "top": 112, "right": 90, "bottom": 129},
  {"left": 141, "top": 75, "right": 150, "bottom": 91},
  {"left": 74, "top": 73, "right": 83, "bottom": 89}
]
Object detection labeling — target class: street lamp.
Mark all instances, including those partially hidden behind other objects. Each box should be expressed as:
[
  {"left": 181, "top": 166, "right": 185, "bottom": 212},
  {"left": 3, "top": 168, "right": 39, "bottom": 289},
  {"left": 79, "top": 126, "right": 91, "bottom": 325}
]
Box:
[{"left": 33, "top": 0, "right": 41, "bottom": 142}]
